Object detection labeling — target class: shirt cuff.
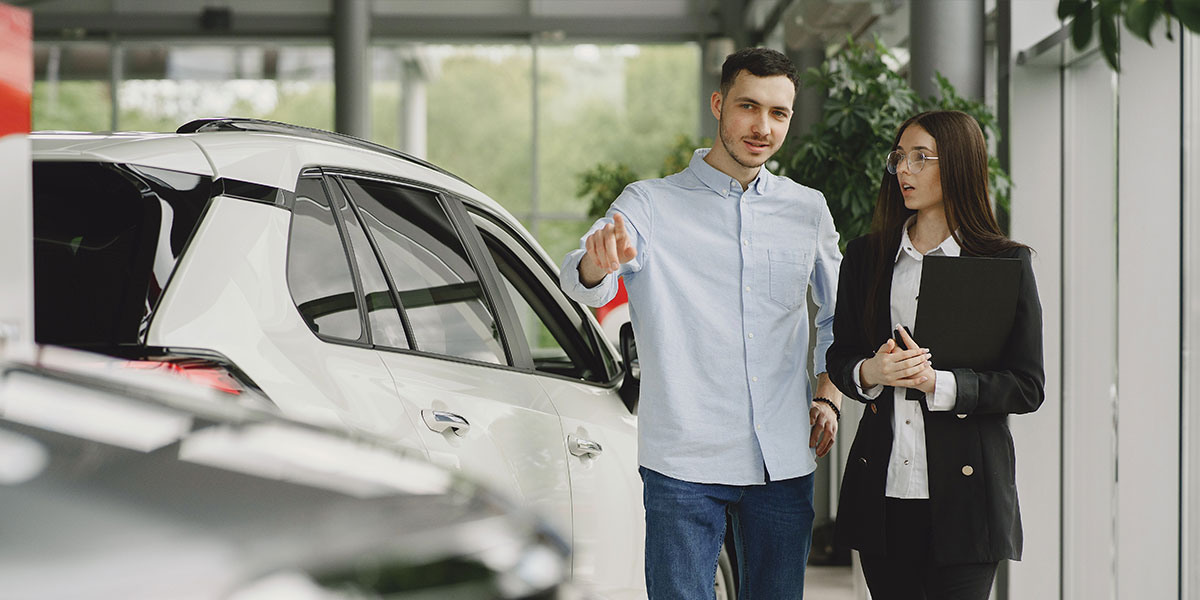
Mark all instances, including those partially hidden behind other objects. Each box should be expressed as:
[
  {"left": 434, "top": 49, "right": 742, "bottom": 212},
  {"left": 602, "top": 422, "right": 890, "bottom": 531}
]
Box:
[
  {"left": 927, "top": 369, "right": 958, "bottom": 411},
  {"left": 853, "top": 358, "right": 884, "bottom": 399},
  {"left": 559, "top": 249, "right": 619, "bottom": 307}
]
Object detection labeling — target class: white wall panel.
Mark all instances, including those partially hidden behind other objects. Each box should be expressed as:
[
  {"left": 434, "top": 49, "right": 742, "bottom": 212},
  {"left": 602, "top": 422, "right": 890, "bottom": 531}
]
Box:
[
  {"left": 1115, "top": 21, "right": 1182, "bottom": 600},
  {"left": 1183, "top": 28, "right": 1200, "bottom": 600},
  {"left": 1060, "top": 48, "right": 1119, "bottom": 600},
  {"left": 1007, "top": 51, "right": 1063, "bottom": 600}
]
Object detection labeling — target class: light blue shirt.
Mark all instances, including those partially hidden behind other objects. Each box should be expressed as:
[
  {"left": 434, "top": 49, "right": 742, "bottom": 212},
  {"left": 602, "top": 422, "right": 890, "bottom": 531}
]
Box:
[{"left": 560, "top": 149, "right": 841, "bottom": 485}]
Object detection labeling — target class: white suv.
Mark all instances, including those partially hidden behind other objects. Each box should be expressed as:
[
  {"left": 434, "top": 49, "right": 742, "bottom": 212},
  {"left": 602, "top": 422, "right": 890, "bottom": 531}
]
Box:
[{"left": 30, "top": 119, "right": 655, "bottom": 599}]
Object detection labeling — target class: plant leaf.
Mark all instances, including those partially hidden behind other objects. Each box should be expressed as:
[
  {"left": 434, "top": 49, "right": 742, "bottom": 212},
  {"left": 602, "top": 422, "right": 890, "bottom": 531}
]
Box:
[
  {"left": 1073, "top": 0, "right": 1095, "bottom": 49},
  {"left": 1125, "top": 0, "right": 1161, "bottom": 43},
  {"left": 1175, "top": 0, "right": 1200, "bottom": 32},
  {"left": 1099, "top": 0, "right": 1121, "bottom": 70},
  {"left": 1059, "top": 0, "right": 1082, "bottom": 20}
]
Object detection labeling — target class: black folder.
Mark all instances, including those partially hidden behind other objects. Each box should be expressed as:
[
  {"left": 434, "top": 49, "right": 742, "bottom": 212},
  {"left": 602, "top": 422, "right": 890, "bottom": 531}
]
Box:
[{"left": 912, "top": 255, "right": 1022, "bottom": 371}]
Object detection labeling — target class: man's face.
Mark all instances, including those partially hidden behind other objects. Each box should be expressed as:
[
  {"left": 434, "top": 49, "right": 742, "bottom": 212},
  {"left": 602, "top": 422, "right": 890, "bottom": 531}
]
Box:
[{"left": 713, "top": 71, "right": 795, "bottom": 170}]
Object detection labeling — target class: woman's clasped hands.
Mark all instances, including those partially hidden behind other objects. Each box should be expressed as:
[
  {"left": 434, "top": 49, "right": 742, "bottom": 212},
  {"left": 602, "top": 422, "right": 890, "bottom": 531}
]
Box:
[{"left": 859, "top": 325, "right": 936, "bottom": 395}]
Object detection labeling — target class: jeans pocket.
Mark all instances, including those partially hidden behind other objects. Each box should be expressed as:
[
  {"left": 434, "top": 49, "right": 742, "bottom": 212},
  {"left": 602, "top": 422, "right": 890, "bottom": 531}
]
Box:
[{"left": 768, "top": 248, "right": 809, "bottom": 309}]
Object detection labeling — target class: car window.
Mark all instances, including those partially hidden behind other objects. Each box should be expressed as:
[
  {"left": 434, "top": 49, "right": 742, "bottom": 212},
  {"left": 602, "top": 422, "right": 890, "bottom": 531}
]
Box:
[
  {"left": 327, "top": 179, "right": 411, "bottom": 349},
  {"left": 32, "top": 162, "right": 211, "bottom": 349},
  {"left": 287, "top": 177, "right": 364, "bottom": 342},
  {"left": 471, "top": 213, "right": 617, "bottom": 383},
  {"left": 340, "top": 177, "right": 507, "bottom": 366}
]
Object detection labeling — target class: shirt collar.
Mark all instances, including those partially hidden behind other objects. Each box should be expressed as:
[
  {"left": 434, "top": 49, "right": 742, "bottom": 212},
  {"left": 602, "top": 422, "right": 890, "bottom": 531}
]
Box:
[
  {"left": 895, "top": 214, "right": 962, "bottom": 262},
  {"left": 688, "top": 148, "right": 771, "bottom": 197}
]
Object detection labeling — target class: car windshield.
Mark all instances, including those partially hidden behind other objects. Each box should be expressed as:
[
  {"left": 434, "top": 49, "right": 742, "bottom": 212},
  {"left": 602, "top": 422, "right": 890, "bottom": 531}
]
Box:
[{"left": 32, "top": 162, "right": 212, "bottom": 350}]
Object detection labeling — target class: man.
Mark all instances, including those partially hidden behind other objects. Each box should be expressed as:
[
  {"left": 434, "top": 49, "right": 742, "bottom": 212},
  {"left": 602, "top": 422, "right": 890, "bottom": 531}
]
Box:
[{"left": 560, "top": 48, "right": 843, "bottom": 598}]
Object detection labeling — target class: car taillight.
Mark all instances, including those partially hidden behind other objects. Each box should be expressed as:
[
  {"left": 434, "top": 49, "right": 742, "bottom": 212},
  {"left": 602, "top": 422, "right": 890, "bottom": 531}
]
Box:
[{"left": 123, "top": 358, "right": 246, "bottom": 395}]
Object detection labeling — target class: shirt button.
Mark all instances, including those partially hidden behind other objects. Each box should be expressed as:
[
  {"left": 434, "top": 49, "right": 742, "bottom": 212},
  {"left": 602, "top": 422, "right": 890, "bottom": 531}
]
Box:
[
  {"left": 903, "top": 459, "right": 910, "bottom": 465},
  {"left": 745, "top": 286, "right": 751, "bottom": 292},
  {"left": 962, "top": 465, "right": 974, "bottom": 476},
  {"left": 743, "top": 240, "right": 749, "bottom": 246},
  {"left": 752, "top": 376, "right": 759, "bottom": 382},
  {"left": 748, "top": 333, "right": 754, "bottom": 339},
  {"left": 905, "top": 419, "right": 911, "bottom": 425}
]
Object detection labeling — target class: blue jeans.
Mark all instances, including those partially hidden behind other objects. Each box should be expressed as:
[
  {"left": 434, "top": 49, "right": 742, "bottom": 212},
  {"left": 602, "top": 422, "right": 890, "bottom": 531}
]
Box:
[{"left": 640, "top": 466, "right": 816, "bottom": 599}]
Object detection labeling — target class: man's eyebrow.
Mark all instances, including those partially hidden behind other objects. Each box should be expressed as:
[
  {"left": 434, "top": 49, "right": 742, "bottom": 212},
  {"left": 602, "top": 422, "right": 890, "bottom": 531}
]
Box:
[{"left": 732, "top": 96, "right": 792, "bottom": 113}]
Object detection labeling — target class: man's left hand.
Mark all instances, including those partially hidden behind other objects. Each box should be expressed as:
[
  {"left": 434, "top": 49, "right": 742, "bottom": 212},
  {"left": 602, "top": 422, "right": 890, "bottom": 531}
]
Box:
[
  {"left": 809, "top": 402, "right": 837, "bottom": 458},
  {"left": 809, "top": 372, "right": 842, "bottom": 458}
]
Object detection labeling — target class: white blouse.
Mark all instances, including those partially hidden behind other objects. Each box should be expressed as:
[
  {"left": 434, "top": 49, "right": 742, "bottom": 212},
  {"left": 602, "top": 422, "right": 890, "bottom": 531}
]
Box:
[{"left": 853, "top": 218, "right": 960, "bottom": 499}]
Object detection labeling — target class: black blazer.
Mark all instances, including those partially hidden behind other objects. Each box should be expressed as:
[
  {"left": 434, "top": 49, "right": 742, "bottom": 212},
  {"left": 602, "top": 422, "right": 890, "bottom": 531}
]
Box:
[{"left": 827, "top": 234, "right": 1045, "bottom": 566}]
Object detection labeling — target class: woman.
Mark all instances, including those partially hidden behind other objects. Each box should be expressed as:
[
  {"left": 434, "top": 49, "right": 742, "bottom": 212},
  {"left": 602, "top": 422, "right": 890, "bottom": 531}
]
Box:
[{"left": 826, "top": 110, "right": 1045, "bottom": 599}]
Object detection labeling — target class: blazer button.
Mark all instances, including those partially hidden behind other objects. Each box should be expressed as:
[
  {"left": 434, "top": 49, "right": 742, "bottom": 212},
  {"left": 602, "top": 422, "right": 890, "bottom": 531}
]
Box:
[
  {"left": 957, "top": 414, "right": 967, "bottom": 419},
  {"left": 870, "top": 403, "right": 878, "bottom": 414},
  {"left": 962, "top": 465, "right": 974, "bottom": 476},
  {"left": 860, "top": 457, "right": 868, "bottom": 464}
]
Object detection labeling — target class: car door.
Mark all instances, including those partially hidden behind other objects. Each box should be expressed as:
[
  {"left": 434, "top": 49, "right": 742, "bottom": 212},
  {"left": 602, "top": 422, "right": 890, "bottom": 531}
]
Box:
[
  {"left": 468, "top": 208, "right": 646, "bottom": 598},
  {"left": 328, "top": 172, "right": 573, "bottom": 541}
]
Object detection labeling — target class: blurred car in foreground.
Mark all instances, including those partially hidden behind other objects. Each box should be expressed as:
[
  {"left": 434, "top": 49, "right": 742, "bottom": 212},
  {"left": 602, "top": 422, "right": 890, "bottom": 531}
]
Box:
[
  {"left": 29, "top": 118, "right": 660, "bottom": 598},
  {"left": 0, "top": 345, "right": 571, "bottom": 600}
]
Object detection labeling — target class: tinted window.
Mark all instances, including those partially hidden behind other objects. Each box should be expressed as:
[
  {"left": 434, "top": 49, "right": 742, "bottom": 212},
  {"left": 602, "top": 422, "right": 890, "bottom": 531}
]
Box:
[
  {"left": 32, "top": 162, "right": 211, "bottom": 349},
  {"left": 475, "top": 217, "right": 615, "bottom": 382},
  {"left": 328, "top": 181, "right": 410, "bottom": 349},
  {"left": 341, "top": 178, "right": 506, "bottom": 365},
  {"left": 287, "top": 177, "right": 363, "bottom": 341}
]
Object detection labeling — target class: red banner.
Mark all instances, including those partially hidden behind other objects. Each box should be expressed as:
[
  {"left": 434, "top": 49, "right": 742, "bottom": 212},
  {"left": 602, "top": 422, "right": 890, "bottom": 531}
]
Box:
[{"left": 0, "top": 4, "right": 31, "bottom": 136}]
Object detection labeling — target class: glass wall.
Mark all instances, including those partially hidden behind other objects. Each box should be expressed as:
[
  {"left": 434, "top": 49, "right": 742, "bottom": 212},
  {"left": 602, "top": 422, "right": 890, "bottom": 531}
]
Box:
[
  {"left": 33, "top": 43, "right": 112, "bottom": 132},
  {"left": 419, "top": 45, "right": 535, "bottom": 223},
  {"left": 533, "top": 44, "right": 699, "bottom": 260},
  {"left": 33, "top": 41, "right": 701, "bottom": 266},
  {"left": 34, "top": 44, "right": 335, "bottom": 132}
]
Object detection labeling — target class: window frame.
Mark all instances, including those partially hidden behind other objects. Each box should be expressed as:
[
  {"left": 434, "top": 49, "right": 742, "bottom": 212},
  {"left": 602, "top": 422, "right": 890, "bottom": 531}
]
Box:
[
  {"left": 324, "top": 172, "right": 416, "bottom": 351},
  {"left": 466, "top": 207, "right": 622, "bottom": 387},
  {"left": 285, "top": 170, "right": 373, "bottom": 348},
  {"left": 318, "top": 167, "right": 532, "bottom": 371}
]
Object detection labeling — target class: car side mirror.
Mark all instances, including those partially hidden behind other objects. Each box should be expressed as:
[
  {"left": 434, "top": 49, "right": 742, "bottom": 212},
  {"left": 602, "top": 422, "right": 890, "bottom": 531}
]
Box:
[{"left": 618, "top": 321, "right": 640, "bottom": 413}]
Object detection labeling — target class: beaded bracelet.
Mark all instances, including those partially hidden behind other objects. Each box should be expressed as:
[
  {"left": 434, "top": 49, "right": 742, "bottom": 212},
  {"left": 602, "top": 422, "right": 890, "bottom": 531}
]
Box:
[{"left": 813, "top": 397, "right": 841, "bottom": 421}]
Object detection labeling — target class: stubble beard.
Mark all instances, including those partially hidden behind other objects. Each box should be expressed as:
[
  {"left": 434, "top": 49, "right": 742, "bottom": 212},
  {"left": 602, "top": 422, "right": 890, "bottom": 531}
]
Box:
[{"left": 718, "top": 112, "right": 771, "bottom": 170}]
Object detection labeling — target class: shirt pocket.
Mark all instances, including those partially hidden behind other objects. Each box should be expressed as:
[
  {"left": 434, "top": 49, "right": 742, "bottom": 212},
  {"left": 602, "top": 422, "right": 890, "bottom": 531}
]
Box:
[{"left": 767, "top": 248, "right": 811, "bottom": 310}]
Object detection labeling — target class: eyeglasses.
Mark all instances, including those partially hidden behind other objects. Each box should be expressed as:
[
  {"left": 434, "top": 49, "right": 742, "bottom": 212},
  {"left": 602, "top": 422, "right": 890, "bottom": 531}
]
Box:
[{"left": 885, "top": 149, "right": 939, "bottom": 175}]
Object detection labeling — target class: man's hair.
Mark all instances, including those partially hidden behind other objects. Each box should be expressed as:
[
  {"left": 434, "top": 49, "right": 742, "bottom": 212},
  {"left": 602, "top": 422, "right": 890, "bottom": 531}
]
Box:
[{"left": 719, "top": 47, "right": 800, "bottom": 96}]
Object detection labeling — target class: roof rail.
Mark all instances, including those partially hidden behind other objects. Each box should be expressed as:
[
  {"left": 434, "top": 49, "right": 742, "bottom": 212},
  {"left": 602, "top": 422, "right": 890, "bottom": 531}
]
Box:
[{"left": 177, "top": 118, "right": 468, "bottom": 185}]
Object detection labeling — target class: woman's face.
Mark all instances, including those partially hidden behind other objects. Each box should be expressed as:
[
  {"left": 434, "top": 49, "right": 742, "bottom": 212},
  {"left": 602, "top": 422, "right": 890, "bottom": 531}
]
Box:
[{"left": 894, "top": 124, "right": 943, "bottom": 213}]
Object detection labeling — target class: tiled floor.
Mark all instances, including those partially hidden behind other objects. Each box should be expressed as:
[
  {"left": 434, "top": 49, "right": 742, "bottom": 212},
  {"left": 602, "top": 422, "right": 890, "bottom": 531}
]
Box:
[{"left": 806, "top": 565, "right": 857, "bottom": 599}]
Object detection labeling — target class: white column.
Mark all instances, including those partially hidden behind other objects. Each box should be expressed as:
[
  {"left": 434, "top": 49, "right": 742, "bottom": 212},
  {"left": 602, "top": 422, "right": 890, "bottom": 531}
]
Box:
[{"left": 400, "top": 56, "right": 427, "bottom": 159}]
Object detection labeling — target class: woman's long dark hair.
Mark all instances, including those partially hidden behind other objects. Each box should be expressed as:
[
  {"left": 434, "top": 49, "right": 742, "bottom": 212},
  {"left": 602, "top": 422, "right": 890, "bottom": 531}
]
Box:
[{"left": 863, "top": 110, "right": 1028, "bottom": 341}]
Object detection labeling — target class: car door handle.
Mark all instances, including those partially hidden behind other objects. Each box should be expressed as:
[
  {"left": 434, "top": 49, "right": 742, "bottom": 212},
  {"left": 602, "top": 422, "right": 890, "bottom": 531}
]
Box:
[
  {"left": 422, "top": 409, "right": 470, "bottom": 437},
  {"left": 567, "top": 434, "right": 602, "bottom": 458}
]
